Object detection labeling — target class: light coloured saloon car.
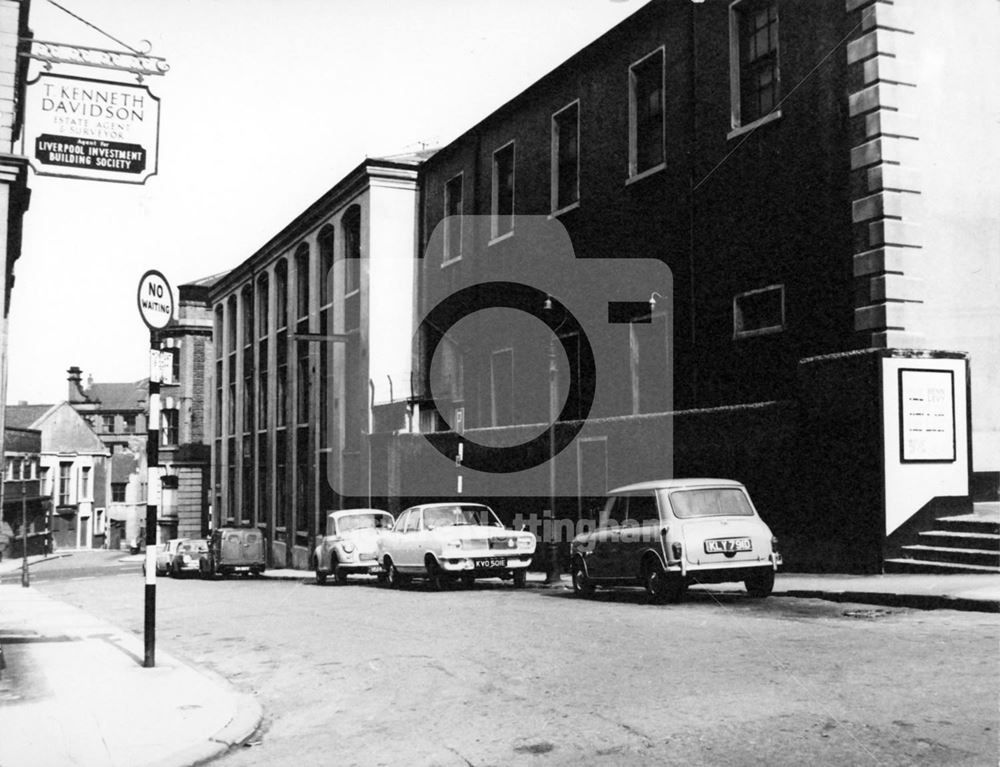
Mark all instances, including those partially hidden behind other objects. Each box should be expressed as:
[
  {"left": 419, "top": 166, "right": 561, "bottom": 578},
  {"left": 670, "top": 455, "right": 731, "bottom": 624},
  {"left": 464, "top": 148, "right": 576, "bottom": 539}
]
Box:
[
  {"left": 570, "top": 479, "right": 782, "bottom": 603},
  {"left": 314, "top": 509, "right": 394, "bottom": 585},
  {"left": 378, "top": 503, "right": 536, "bottom": 590}
]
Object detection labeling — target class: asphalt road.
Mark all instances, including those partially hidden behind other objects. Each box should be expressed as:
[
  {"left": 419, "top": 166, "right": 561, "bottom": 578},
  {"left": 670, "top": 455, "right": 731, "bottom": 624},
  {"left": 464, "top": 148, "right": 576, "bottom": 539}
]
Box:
[{"left": 24, "top": 552, "right": 1000, "bottom": 767}]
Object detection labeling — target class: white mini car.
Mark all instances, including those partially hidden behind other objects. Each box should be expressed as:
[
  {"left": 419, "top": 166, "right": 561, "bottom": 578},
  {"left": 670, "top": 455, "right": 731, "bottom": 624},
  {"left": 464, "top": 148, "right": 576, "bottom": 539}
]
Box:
[
  {"left": 314, "top": 509, "right": 394, "bottom": 585},
  {"left": 570, "top": 479, "right": 782, "bottom": 603},
  {"left": 377, "top": 502, "right": 536, "bottom": 590}
]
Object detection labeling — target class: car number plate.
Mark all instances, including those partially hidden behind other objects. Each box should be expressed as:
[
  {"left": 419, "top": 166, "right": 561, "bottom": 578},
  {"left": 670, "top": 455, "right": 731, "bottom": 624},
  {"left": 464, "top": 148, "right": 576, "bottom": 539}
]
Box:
[
  {"left": 704, "top": 538, "right": 752, "bottom": 554},
  {"left": 475, "top": 558, "right": 507, "bottom": 569}
]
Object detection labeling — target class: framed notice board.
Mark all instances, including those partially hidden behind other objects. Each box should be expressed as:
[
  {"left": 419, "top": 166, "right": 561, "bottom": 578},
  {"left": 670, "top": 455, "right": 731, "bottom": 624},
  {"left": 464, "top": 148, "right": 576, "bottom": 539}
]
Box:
[{"left": 898, "top": 368, "right": 956, "bottom": 463}]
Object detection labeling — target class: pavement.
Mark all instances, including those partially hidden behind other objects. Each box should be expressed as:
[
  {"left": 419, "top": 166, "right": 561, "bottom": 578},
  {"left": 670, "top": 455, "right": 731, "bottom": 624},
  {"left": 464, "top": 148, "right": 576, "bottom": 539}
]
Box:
[
  {"left": 0, "top": 556, "right": 996, "bottom": 767},
  {"left": 0, "top": 555, "right": 262, "bottom": 767}
]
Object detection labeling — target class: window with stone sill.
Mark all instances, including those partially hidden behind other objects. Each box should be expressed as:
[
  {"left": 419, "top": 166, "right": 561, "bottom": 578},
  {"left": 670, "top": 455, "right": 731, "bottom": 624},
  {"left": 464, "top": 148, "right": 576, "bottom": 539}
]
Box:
[
  {"left": 733, "top": 284, "right": 785, "bottom": 338},
  {"left": 730, "top": 0, "right": 780, "bottom": 130}
]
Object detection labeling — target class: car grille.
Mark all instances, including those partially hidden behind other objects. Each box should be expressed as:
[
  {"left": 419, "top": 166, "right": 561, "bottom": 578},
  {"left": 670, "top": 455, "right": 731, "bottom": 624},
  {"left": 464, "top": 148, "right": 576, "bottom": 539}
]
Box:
[{"left": 489, "top": 537, "right": 516, "bottom": 550}]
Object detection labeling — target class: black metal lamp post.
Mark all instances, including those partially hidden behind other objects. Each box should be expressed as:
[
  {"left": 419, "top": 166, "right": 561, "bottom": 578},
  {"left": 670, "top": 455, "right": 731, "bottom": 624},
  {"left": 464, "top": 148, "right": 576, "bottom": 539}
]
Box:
[
  {"left": 544, "top": 296, "right": 563, "bottom": 585},
  {"left": 20, "top": 483, "right": 28, "bottom": 588}
]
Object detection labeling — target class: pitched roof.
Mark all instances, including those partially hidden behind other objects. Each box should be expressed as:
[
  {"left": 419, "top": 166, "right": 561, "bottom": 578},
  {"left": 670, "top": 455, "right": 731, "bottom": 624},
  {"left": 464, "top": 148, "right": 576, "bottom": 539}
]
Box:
[
  {"left": 82, "top": 380, "right": 148, "bottom": 410},
  {"left": 5, "top": 404, "right": 56, "bottom": 429},
  {"left": 182, "top": 270, "right": 230, "bottom": 289}
]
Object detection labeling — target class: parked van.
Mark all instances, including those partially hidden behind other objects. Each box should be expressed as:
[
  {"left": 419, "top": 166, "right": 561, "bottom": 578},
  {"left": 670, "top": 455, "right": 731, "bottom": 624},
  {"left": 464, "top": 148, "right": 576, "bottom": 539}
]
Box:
[{"left": 199, "top": 527, "right": 266, "bottom": 578}]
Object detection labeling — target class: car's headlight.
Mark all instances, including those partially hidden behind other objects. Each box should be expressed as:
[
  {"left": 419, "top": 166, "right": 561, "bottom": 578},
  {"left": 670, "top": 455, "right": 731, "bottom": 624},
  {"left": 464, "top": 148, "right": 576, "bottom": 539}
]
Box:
[
  {"left": 340, "top": 542, "right": 356, "bottom": 554},
  {"left": 517, "top": 535, "right": 534, "bottom": 549}
]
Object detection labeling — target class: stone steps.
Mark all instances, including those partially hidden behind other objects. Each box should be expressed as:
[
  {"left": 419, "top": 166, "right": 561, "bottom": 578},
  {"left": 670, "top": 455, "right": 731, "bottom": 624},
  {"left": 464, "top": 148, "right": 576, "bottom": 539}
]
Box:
[{"left": 885, "top": 502, "right": 1000, "bottom": 574}]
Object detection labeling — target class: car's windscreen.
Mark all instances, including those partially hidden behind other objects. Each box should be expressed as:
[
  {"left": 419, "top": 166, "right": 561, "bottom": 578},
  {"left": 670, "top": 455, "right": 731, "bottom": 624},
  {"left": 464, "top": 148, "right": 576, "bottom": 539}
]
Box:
[
  {"left": 667, "top": 488, "right": 754, "bottom": 519},
  {"left": 337, "top": 514, "right": 393, "bottom": 533},
  {"left": 423, "top": 506, "right": 497, "bottom": 529}
]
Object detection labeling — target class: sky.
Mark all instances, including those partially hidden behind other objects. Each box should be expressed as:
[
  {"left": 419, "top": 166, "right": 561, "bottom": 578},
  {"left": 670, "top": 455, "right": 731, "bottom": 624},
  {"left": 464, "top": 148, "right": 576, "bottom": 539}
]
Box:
[{"left": 7, "top": 0, "right": 649, "bottom": 405}]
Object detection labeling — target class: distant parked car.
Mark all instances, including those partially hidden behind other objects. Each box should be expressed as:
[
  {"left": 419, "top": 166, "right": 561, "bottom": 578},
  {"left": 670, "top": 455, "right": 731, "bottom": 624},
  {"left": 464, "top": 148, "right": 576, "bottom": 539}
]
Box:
[
  {"left": 377, "top": 502, "right": 536, "bottom": 590},
  {"left": 199, "top": 527, "right": 266, "bottom": 578},
  {"left": 152, "top": 538, "right": 187, "bottom": 576},
  {"left": 314, "top": 509, "right": 394, "bottom": 585},
  {"left": 570, "top": 479, "right": 782, "bottom": 603},
  {"left": 169, "top": 538, "right": 208, "bottom": 577}
]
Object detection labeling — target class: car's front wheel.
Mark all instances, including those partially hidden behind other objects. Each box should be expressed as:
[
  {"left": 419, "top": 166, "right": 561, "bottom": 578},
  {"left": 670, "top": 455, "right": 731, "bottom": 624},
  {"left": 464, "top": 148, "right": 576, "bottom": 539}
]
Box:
[
  {"left": 425, "top": 558, "right": 445, "bottom": 592},
  {"left": 385, "top": 559, "right": 407, "bottom": 589},
  {"left": 571, "top": 560, "right": 595, "bottom": 597},
  {"left": 512, "top": 569, "right": 527, "bottom": 589},
  {"left": 315, "top": 567, "right": 327, "bottom": 585},
  {"left": 744, "top": 568, "right": 775, "bottom": 598}
]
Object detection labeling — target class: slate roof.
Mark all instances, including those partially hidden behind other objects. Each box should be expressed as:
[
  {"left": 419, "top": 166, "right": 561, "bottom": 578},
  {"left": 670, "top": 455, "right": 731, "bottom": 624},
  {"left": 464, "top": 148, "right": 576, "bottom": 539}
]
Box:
[
  {"left": 82, "top": 380, "right": 148, "bottom": 410},
  {"left": 5, "top": 404, "right": 55, "bottom": 429}
]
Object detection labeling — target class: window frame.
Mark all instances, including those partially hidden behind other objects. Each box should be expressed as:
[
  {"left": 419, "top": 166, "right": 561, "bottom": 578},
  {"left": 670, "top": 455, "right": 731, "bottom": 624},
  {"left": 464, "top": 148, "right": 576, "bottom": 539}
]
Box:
[
  {"left": 490, "top": 141, "right": 516, "bottom": 244},
  {"left": 160, "top": 408, "right": 179, "bottom": 446},
  {"left": 489, "top": 347, "right": 515, "bottom": 427},
  {"left": 551, "top": 99, "right": 581, "bottom": 215},
  {"left": 728, "top": 0, "right": 782, "bottom": 138},
  {"left": 627, "top": 46, "right": 667, "bottom": 182},
  {"left": 443, "top": 171, "right": 464, "bottom": 265},
  {"left": 342, "top": 205, "right": 362, "bottom": 298},
  {"left": 733, "top": 283, "right": 786, "bottom": 339}
]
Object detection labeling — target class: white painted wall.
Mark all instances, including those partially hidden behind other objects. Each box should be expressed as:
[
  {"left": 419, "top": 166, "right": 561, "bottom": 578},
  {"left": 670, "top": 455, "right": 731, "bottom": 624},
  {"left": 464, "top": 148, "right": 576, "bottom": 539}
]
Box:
[
  {"left": 367, "top": 178, "right": 419, "bottom": 407},
  {"left": 882, "top": 357, "right": 969, "bottom": 536}
]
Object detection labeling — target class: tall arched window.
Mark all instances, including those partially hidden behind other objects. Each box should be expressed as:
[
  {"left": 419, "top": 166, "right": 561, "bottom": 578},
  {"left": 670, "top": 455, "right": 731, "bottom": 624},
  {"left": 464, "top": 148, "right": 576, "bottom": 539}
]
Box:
[
  {"left": 318, "top": 225, "right": 335, "bottom": 307},
  {"left": 342, "top": 206, "right": 361, "bottom": 333},
  {"left": 342, "top": 205, "right": 361, "bottom": 296},
  {"left": 275, "top": 259, "right": 288, "bottom": 331},
  {"left": 295, "top": 243, "right": 310, "bottom": 323}
]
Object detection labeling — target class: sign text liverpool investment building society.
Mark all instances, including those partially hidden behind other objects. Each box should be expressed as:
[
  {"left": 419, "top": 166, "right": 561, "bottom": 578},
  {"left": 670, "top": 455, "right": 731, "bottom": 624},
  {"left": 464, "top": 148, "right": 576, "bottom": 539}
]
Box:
[{"left": 23, "top": 72, "right": 160, "bottom": 185}]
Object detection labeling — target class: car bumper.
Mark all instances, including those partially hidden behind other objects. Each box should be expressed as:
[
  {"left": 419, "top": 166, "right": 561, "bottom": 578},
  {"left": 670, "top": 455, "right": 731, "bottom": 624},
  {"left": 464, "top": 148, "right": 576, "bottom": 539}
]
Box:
[
  {"left": 439, "top": 554, "right": 534, "bottom": 573},
  {"left": 675, "top": 563, "right": 775, "bottom": 585},
  {"left": 334, "top": 563, "right": 384, "bottom": 575}
]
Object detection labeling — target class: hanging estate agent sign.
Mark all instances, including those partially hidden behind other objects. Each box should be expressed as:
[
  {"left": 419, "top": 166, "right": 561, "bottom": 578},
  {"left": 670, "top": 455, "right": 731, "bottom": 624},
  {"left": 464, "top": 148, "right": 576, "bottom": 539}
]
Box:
[{"left": 23, "top": 72, "right": 160, "bottom": 184}]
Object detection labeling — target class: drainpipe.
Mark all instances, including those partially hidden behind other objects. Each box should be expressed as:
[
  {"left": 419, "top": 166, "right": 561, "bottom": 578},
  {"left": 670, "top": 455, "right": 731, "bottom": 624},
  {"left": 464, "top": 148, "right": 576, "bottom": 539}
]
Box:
[{"left": 688, "top": 0, "right": 700, "bottom": 405}]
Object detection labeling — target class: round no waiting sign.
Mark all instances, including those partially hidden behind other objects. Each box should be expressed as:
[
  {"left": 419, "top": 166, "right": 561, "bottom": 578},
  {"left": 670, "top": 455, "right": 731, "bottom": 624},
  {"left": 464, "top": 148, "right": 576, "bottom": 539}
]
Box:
[{"left": 137, "top": 270, "right": 174, "bottom": 330}]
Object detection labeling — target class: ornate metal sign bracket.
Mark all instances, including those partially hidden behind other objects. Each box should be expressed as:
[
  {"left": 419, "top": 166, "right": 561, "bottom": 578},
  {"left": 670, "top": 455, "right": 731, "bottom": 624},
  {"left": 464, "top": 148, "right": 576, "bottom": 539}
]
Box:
[{"left": 20, "top": 39, "right": 169, "bottom": 82}]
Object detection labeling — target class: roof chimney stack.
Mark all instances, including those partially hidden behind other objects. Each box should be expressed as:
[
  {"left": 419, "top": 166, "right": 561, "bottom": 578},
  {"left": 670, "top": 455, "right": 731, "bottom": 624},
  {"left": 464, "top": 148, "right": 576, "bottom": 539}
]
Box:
[{"left": 67, "top": 366, "right": 87, "bottom": 403}]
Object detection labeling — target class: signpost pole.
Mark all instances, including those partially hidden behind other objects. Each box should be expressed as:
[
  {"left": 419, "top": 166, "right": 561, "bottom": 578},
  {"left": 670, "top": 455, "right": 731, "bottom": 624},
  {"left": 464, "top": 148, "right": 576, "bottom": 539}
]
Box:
[
  {"left": 136, "top": 269, "right": 174, "bottom": 670},
  {"left": 144, "top": 332, "right": 159, "bottom": 668},
  {"left": 21, "top": 484, "right": 28, "bottom": 588}
]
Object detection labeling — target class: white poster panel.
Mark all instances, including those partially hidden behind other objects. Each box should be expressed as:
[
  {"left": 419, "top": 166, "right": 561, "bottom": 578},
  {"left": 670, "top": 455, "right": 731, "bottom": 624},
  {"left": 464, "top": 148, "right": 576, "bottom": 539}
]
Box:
[
  {"left": 899, "top": 368, "right": 956, "bottom": 463},
  {"left": 23, "top": 72, "right": 160, "bottom": 184}
]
